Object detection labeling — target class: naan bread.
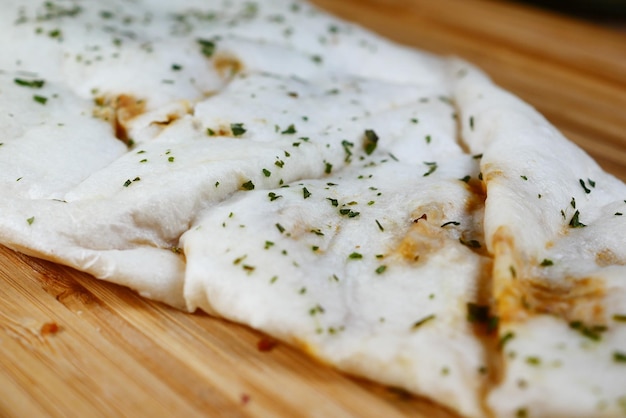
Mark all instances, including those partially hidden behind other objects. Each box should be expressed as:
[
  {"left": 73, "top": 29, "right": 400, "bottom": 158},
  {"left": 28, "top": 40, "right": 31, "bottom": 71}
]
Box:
[
  {"left": 453, "top": 64, "right": 626, "bottom": 417},
  {"left": 0, "top": 0, "right": 624, "bottom": 417}
]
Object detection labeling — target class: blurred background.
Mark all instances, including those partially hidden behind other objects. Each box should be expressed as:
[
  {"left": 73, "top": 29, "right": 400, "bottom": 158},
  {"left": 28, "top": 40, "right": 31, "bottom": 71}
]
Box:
[{"left": 515, "top": 0, "right": 626, "bottom": 24}]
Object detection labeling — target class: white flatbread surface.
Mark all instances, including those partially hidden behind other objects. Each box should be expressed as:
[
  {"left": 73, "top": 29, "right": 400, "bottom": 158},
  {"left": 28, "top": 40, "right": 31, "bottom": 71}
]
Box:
[{"left": 0, "top": 1, "right": 625, "bottom": 417}]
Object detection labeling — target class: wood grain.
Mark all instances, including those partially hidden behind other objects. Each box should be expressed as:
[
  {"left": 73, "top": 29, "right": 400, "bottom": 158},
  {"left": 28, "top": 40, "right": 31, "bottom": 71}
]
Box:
[{"left": 2, "top": 0, "right": 626, "bottom": 417}]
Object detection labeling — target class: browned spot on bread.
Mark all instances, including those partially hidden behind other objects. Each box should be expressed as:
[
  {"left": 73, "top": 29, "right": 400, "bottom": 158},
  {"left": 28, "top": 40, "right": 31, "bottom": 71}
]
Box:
[
  {"left": 492, "top": 226, "right": 606, "bottom": 325},
  {"left": 595, "top": 248, "right": 626, "bottom": 267},
  {"left": 214, "top": 53, "right": 243, "bottom": 79},
  {"left": 395, "top": 211, "right": 444, "bottom": 263},
  {"left": 482, "top": 163, "right": 504, "bottom": 183},
  {"left": 483, "top": 170, "right": 504, "bottom": 182},
  {"left": 93, "top": 94, "right": 146, "bottom": 144},
  {"left": 151, "top": 113, "right": 181, "bottom": 128},
  {"left": 115, "top": 94, "right": 146, "bottom": 142},
  {"left": 464, "top": 177, "right": 486, "bottom": 213}
]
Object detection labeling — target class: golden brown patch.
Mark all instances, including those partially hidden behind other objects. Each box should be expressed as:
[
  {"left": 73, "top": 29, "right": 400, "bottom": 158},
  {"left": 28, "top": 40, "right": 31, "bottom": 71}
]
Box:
[
  {"left": 483, "top": 170, "right": 504, "bottom": 182},
  {"left": 595, "top": 248, "right": 626, "bottom": 267},
  {"left": 115, "top": 94, "right": 146, "bottom": 142},
  {"left": 481, "top": 163, "right": 504, "bottom": 183},
  {"left": 213, "top": 53, "right": 244, "bottom": 79},
  {"left": 93, "top": 94, "right": 146, "bottom": 144},
  {"left": 150, "top": 113, "right": 180, "bottom": 129},
  {"left": 492, "top": 226, "right": 606, "bottom": 325},
  {"left": 463, "top": 177, "right": 486, "bottom": 213},
  {"left": 395, "top": 213, "right": 444, "bottom": 264}
]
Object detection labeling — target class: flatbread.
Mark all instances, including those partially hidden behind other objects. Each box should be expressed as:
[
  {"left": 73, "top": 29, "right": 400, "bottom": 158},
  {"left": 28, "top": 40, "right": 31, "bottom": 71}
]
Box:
[
  {"left": 1, "top": 0, "right": 625, "bottom": 417},
  {"left": 453, "top": 64, "right": 626, "bottom": 417}
]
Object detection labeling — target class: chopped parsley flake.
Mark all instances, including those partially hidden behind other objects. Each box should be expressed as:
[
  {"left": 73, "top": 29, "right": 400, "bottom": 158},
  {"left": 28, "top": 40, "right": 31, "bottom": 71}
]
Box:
[
  {"left": 241, "top": 180, "right": 255, "bottom": 190},
  {"left": 520, "top": 175, "right": 528, "bottom": 181},
  {"left": 302, "top": 187, "right": 311, "bottom": 199},
  {"left": 460, "top": 175, "right": 471, "bottom": 183},
  {"left": 197, "top": 38, "right": 216, "bottom": 57},
  {"left": 33, "top": 95, "right": 48, "bottom": 105},
  {"left": 339, "top": 209, "right": 359, "bottom": 218},
  {"left": 281, "top": 124, "right": 297, "bottom": 134},
  {"left": 579, "top": 179, "right": 591, "bottom": 194},
  {"left": 327, "top": 198, "right": 338, "bottom": 207},
  {"left": 14, "top": 78, "right": 45, "bottom": 88},
  {"left": 499, "top": 331, "right": 515, "bottom": 349},
  {"left": 341, "top": 140, "right": 354, "bottom": 162},
  {"left": 363, "top": 129, "right": 379, "bottom": 155},
  {"left": 540, "top": 259, "right": 554, "bottom": 267},
  {"left": 324, "top": 161, "right": 333, "bottom": 174},
  {"left": 412, "top": 314, "right": 435, "bottom": 330},
  {"left": 264, "top": 241, "right": 274, "bottom": 249},
  {"left": 422, "top": 161, "right": 437, "bottom": 177},
  {"left": 309, "top": 304, "right": 325, "bottom": 316},
  {"left": 525, "top": 356, "right": 541, "bottom": 366},
  {"left": 375, "top": 265, "right": 387, "bottom": 274},
  {"left": 26, "top": 216, "right": 35, "bottom": 225},
  {"left": 568, "top": 210, "right": 586, "bottom": 228},
  {"left": 275, "top": 223, "right": 285, "bottom": 234},
  {"left": 375, "top": 219, "right": 384, "bottom": 231},
  {"left": 569, "top": 321, "right": 607, "bottom": 341},
  {"left": 348, "top": 252, "right": 363, "bottom": 260},
  {"left": 231, "top": 123, "right": 246, "bottom": 136},
  {"left": 613, "top": 314, "right": 626, "bottom": 322},
  {"left": 614, "top": 351, "right": 626, "bottom": 363},
  {"left": 469, "top": 116, "right": 475, "bottom": 130}
]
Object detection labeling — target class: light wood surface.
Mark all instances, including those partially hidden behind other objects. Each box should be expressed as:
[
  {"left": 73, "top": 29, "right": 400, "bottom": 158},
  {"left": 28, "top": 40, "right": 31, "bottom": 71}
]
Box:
[{"left": 2, "top": 1, "right": 626, "bottom": 417}]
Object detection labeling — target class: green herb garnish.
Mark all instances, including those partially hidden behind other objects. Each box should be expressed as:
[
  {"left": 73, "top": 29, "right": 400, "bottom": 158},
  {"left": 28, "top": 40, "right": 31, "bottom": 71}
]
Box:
[
  {"left": 230, "top": 123, "right": 246, "bottom": 136},
  {"left": 197, "top": 38, "right": 216, "bottom": 57},
  {"left": 14, "top": 78, "right": 45, "bottom": 88},
  {"left": 363, "top": 129, "right": 379, "bottom": 155},
  {"left": 412, "top": 314, "right": 435, "bottom": 330}
]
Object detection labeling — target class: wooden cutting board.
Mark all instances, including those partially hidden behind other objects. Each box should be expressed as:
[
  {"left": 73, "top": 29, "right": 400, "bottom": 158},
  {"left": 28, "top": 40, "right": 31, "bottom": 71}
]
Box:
[{"left": 1, "top": 1, "right": 626, "bottom": 417}]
